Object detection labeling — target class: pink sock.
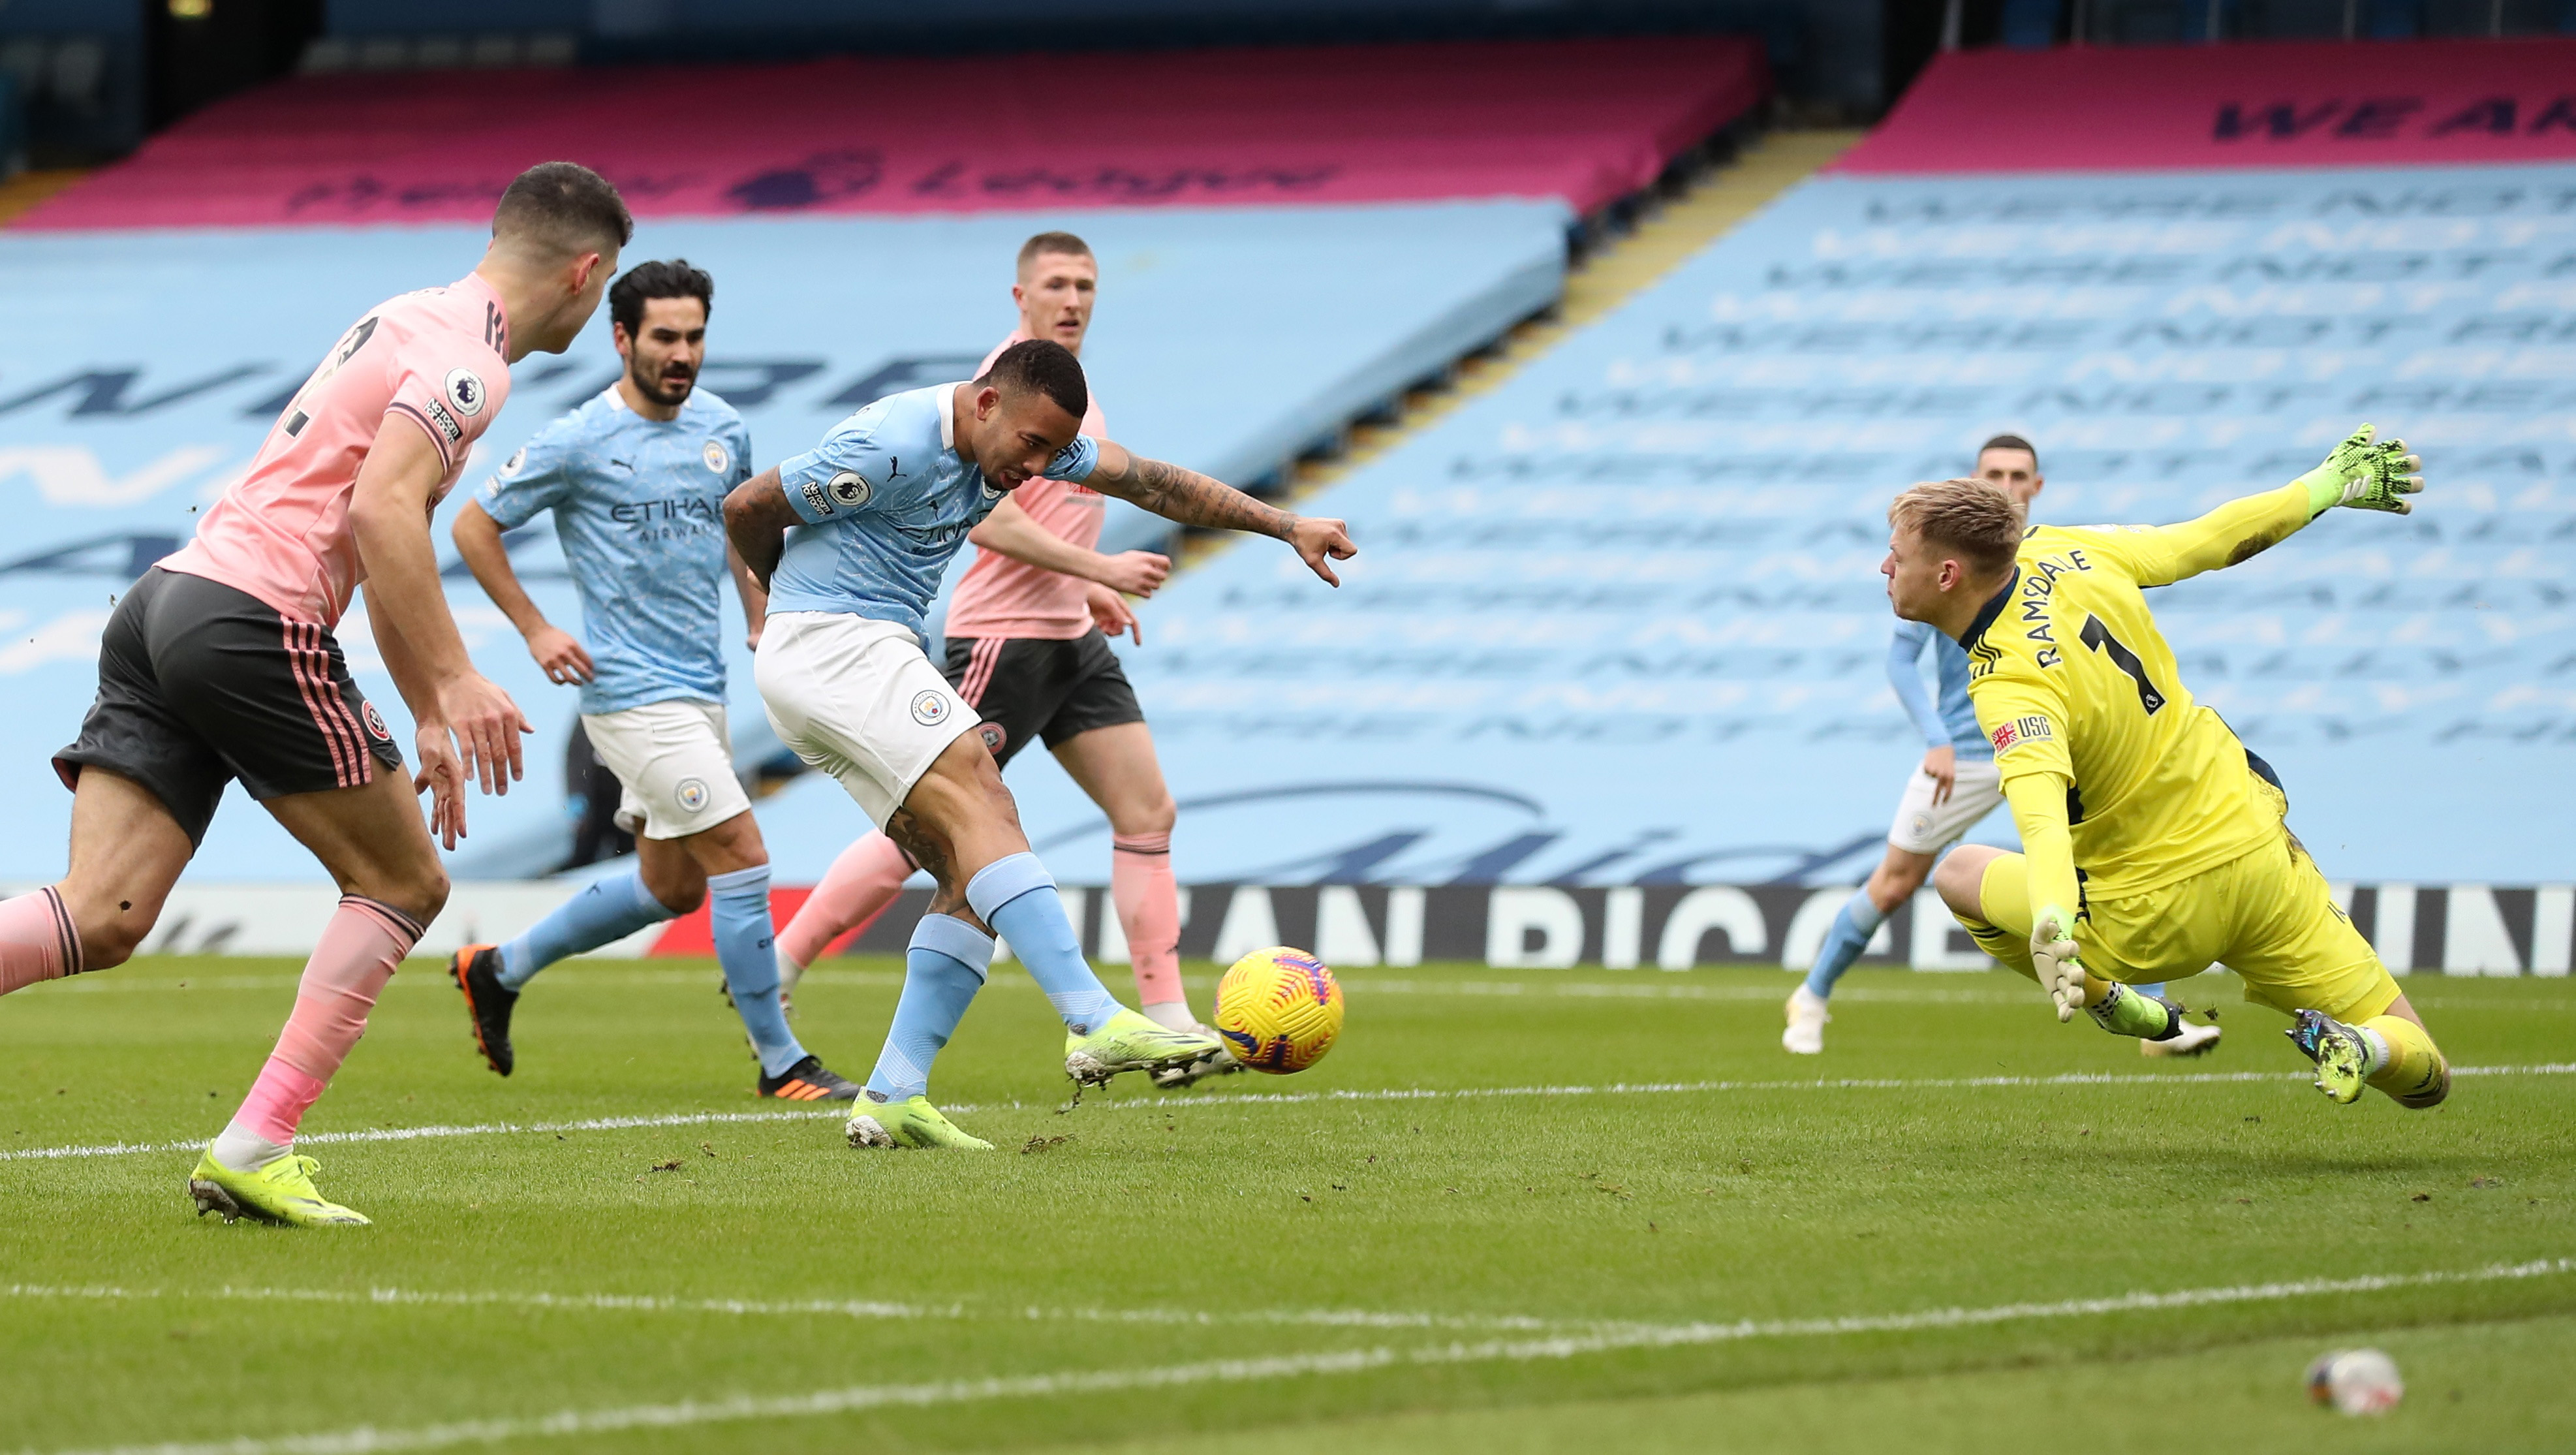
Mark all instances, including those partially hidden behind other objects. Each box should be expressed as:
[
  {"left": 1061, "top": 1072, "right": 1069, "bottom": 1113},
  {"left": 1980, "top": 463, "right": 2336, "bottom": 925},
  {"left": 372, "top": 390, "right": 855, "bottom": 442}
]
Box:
[
  {"left": 779, "top": 832, "right": 912, "bottom": 971},
  {"left": 231, "top": 896, "right": 422, "bottom": 1146},
  {"left": 0, "top": 887, "right": 80, "bottom": 995},
  {"left": 1113, "top": 832, "right": 1183, "bottom": 1011}
]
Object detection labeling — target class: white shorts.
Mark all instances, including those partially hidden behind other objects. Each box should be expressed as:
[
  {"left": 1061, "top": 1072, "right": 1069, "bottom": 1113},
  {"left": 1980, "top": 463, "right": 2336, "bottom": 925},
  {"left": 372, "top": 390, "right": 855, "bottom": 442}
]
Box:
[
  {"left": 1887, "top": 753, "right": 2004, "bottom": 856},
  {"left": 754, "top": 611, "right": 976, "bottom": 829},
  {"left": 580, "top": 697, "right": 752, "bottom": 841}
]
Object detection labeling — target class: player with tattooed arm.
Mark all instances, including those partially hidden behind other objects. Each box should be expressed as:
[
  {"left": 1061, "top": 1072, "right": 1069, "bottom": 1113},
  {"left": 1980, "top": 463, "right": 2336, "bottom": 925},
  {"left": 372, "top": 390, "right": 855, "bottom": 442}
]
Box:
[{"left": 726, "top": 339, "right": 1354, "bottom": 1150}]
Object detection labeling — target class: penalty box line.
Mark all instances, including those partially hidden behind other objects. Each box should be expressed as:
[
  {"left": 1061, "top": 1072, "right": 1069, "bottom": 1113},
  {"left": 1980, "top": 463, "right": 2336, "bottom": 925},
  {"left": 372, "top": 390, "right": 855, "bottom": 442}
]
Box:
[
  {"left": 27, "top": 1257, "right": 2576, "bottom": 1455},
  {"left": 8, "top": 1062, "right": 2573, "bottom": 1164}
]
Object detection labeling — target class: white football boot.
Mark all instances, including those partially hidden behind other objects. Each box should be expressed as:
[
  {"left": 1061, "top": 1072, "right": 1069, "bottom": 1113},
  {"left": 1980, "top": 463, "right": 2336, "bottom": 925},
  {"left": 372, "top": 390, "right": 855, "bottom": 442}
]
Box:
[{"left": 1782, "top": 984, "right": 1829, "bottom": 1055}]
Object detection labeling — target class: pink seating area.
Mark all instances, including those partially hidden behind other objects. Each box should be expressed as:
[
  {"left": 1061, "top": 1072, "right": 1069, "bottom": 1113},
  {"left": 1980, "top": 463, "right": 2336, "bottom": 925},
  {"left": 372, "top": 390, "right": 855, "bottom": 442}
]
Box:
[
  {"left": 17, "top": 37, "right": 1769, "bottom": 231},
  {"left": 1837, "top": 37, "right": 2576, "bottom": 174}
]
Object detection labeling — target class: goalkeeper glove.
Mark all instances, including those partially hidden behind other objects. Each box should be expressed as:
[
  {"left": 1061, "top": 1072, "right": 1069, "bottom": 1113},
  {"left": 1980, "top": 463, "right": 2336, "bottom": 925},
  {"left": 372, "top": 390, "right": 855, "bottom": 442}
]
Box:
[
  {"left": 2297, "top": 423, "right": 2423, "bottom": 518},
  {"left": 2031, "top": 907, "right": 2086, "bottom": 1024}
]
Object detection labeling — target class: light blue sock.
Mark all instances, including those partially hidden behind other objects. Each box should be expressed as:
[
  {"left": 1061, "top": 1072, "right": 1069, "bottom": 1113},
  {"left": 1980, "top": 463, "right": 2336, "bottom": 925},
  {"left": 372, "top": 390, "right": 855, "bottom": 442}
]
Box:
[
  {"left": 2136, "top": 982, "right": 2167, "bottom": 998},
  {"left": 967, "top": 853, "right": 1121, "bottom": 1035},
  {"left": 497, "top": 869, "right": 674, "bottom": 990},
  {"left": 1804, "top": 889, "right": 1887, "bottom": 999},
  {"left": 865, "top": 916, "right": 992, "bottom": 1103},
  {"left": 707, "top": 865, "right": 805, "bottom": 1078}
]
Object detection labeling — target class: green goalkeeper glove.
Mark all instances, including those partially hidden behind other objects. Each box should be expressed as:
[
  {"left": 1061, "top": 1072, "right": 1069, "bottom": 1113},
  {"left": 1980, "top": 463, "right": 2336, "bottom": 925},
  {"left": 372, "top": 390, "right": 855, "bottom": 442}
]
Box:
[
  {"left": 2298, "top": 423, "right": 2424, "bottom": 518},
  {"left": 2031, "top": 907, "right": 2086, "bottom": 1024}
]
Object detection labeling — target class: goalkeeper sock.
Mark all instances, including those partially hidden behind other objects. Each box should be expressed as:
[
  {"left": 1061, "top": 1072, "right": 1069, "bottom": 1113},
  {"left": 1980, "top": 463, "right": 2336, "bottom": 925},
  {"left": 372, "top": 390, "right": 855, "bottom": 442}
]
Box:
[
  {"left": 1803, "top": 889, "right": 1885, "bottom": 999},
  {"left": 2359, "top": 1015, "right": 2449, "bottom": 1108},
  {"left": 2083, "top": 979, "right": 2173, "bottom": 1039}
]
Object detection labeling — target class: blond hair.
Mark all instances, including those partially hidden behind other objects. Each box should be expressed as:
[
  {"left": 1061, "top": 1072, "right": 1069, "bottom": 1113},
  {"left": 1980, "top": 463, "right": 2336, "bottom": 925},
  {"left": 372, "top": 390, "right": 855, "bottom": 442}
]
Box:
[{"left": 1888, "top": 478, "right": 2024, "bottom": 577}]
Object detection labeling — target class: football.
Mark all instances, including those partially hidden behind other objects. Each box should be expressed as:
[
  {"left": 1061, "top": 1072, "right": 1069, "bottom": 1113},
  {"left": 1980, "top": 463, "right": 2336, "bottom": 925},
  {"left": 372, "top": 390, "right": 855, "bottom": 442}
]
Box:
[
  {"left": 2304, "top": 1349, "right": 2404, "bottom": 1416},
  {"left": 1212, "top": 946, "right": 1344, "bottom": 1074}
]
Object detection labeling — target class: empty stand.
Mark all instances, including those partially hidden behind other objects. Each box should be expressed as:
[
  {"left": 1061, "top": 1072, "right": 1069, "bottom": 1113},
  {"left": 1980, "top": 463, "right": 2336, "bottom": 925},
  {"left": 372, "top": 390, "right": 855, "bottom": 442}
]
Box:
[
  {"left": 18, "top": 37, "right": 1767, "bottom": 231},
  {"left": 981, "top": 143, "right": 2573, "bottom": 892},
  {"left": 0, "top": 202, "right": 1566, "bottom": 881}
]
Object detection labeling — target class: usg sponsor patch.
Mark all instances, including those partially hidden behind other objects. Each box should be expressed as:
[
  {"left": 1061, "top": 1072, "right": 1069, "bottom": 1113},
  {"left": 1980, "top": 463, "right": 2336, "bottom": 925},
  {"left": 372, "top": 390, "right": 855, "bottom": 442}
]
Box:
[{"left": 1989, "top": 715, "right": 2053, "bottom": 755}]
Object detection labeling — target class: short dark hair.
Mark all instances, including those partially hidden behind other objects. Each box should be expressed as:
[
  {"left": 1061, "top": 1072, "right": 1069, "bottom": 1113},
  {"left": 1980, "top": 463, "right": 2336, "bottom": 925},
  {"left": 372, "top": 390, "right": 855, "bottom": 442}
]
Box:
[
  {"left": 610, "top": 259, "right": 713, "bottom": 337},
  {"left": 978, "top": 337, "right": 1088, "bottom": 422},
  {"left": 492, "top": 161, "right": 634, "bottom": 257},
  {"left": 1978, "top": 433, "right": 2039, "bottom": 471},
  {"left": 1017, "top": 230, "right": 1094, "bottom": 277}
]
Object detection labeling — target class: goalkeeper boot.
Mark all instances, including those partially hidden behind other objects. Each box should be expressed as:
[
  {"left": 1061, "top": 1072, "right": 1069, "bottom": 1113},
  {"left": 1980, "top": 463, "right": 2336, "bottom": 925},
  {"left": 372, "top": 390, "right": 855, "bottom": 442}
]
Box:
[
  {"left": 187, "top": 1148, "right": 370, "bottom": 1228},
  {"left": 1150, "top": 1029, "right": 1243, "bottom": 1089},
  {"left": 449, "top": 943, "right": 519, "bottom": 1077},
  {"left": 846, "top": 1095, "right": 994, "bottom": 1150},
  {"left": 2140, "top": 999, "right": 2221, "bottom": 1057},
  {"left": 756, "top": 1054, "right": 863, "bottom": 1101},
  {"left": 2286, "top": 1009, "right": 2370, "bottom": 1104},
  {"left": 1065, "top": 1009, "right": 1224, "bottom": 1090}
]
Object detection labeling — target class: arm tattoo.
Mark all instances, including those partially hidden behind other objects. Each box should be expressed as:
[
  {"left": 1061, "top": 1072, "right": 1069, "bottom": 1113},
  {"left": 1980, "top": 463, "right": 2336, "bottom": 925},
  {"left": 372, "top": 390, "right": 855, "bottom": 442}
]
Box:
[{"left": 1094, "top": 453, "right": 1294, "bottom": 539}]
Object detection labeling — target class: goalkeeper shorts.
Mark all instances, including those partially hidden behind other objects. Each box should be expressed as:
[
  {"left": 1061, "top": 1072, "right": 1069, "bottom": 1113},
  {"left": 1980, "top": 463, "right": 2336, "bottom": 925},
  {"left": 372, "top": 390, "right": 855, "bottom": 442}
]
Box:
[{"left": 1975, "top": 831, "right": 2402, "bottom": 1024}]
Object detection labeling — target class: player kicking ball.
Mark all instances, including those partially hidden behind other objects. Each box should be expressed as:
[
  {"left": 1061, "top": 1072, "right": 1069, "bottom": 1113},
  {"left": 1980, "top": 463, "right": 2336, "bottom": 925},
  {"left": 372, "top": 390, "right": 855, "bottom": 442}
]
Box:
[
  {"left": 446, "top": 259, "right": 863, "bottom": 1101},
  {"left": 1887, "top": 427, "right": 2450, "bottom": 1107},
  {"left": 0, "top": 163, "right": 632, "bottom": 1225},
  {"left": 1788, "top": 435, "right": 2216, "bottom": 1059},
  {"left": 725, "top": 340, "right": 1354, "bottom": 1149},
  {"left": 777, "top": 232, "right": 1220, "bottom": 1080}
]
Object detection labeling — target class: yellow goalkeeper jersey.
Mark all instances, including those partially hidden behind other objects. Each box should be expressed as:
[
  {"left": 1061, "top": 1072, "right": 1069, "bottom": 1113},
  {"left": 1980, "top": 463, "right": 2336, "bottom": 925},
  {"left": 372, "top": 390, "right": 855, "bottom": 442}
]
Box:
[{"left": 1960, "top": 507, "right": 2291, "bottom": 901}]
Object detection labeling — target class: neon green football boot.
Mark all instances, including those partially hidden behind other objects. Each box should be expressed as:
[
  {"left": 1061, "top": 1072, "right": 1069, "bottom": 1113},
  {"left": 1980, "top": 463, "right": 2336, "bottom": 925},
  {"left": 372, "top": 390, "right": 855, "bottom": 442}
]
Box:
[
  {"left": 845, "top": 1095, "right": 994, "bottom": 1150},
  {"left": 187, "top": 1148, "right": 371, "bottom": 1227},
  {"left": 1064, "top": 1008, "right": 1224, "bottom": 1090},
  {"left": 2286, "top": 1009, "right": 2370, "bottom": 1105}
]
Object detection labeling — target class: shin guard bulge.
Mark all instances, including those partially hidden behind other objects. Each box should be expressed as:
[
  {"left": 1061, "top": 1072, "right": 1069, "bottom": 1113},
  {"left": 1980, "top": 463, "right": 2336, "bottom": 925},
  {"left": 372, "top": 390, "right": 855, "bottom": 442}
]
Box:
[
  {"left": 1111, "top": 832, "right": 1183, "bottom": 1012},
  {"left": 232, "top": 896, "right": 421, "bottom": 1148}
]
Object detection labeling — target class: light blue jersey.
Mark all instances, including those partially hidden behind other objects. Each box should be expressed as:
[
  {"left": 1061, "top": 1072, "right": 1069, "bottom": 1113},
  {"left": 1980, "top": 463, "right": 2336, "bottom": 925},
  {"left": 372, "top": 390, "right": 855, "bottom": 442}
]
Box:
[
  {"left": 475, "top": 386, "right": 753, "bottom": 715},
  {"left": 1888, "top": 617, "right": 1991, "bottom": 760},
  {"left": 769, "top": 383, "right": 1098, "bottom": 638}
]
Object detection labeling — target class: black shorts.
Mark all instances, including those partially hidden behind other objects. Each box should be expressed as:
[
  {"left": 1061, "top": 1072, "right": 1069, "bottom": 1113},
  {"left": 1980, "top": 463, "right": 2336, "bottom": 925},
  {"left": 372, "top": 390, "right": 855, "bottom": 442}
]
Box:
[
  {"left": 55, "top": 567, "right": 404, "bottom": 846},
  {"left": 942, "top": 630, "right": 1144, "bottom": 769}
]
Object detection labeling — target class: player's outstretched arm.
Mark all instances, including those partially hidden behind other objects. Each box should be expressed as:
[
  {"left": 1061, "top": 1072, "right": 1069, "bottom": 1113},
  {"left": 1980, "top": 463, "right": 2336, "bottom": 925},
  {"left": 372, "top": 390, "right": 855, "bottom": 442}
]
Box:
[
  {"left": 1084, "top": 441, "right": 1356, "bottom": 587},
  {"left": 722, "top": 469, "right": 799, "bottom": 591},
  {"left": 452, "top": 500, "right": 595, "bottom": 685},
  {"left": 349, "top": 415, "right": 531, "bottom": 800},
  {"left": 1999, "top": 772, "right": 2087, "bottom": 1021},
  {"left": 969, "top": 495, "right": 1171, "bottom": 597},
  {"left": 2121, "top": 424, "right": 2425, "bottom": 587}
]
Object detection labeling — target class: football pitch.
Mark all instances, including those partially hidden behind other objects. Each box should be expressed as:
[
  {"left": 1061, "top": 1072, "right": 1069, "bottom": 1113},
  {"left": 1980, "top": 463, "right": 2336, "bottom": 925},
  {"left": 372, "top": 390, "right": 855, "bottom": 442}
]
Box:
[{"left": 3, "top": 956, "right": 2571, "bottom": 1454}]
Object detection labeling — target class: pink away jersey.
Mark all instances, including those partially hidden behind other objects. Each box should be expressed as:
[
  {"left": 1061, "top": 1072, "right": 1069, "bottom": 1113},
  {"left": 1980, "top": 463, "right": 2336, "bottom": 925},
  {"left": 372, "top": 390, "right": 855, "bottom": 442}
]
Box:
[
  {"left": 161, "top": 274, "right": 512, "bottom": 627},
  {"left": 942, "top": 330, "right": 1108, "bottom": 642}
]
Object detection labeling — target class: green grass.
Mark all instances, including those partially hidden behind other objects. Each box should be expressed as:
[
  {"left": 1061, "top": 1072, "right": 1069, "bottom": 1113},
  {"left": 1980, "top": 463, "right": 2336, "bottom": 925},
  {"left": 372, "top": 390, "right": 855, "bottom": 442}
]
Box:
[{"left": 2, "top": 957, "right": 2570, "bottom": 1454}]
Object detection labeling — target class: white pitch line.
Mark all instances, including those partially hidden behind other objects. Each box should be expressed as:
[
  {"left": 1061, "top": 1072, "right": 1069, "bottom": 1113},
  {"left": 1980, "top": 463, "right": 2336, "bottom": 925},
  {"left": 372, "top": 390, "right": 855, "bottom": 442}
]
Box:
[
  {"left": 0, "top": 1282, "right": 1593, "bottom": 1336},
  {"left": 27, "top": 1257, "right": 2574, "bottom": 1455},
  {"left": 35, "top": 968, "right": 2576, "bottom": 1012},
  {"left": 8, "top": 1063, "right": 2572, "bottom": 1164}
]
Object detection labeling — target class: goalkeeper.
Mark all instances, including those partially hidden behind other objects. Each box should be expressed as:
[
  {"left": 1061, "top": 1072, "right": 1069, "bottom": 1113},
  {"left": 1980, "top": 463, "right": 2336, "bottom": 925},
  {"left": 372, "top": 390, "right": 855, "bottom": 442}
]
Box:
[{"left": 1882, "top": 427, "right": 2447, "bottom": 1108}]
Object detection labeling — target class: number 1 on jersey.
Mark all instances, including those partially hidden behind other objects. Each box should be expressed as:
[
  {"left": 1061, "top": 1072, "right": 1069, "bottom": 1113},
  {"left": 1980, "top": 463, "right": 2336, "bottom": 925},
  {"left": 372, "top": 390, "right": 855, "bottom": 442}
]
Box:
[{"left": 2079, "top": 614, "right": 2166, "bottom": 714}]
